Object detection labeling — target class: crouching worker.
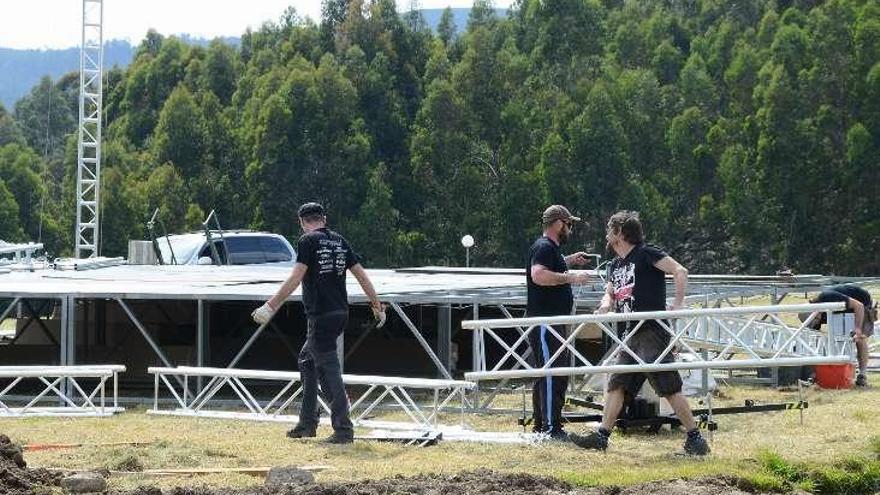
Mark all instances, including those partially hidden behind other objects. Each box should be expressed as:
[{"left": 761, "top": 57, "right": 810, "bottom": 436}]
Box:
[
  {"left": 569, "top": 211, "right": 709, "bottom": 455},
  {"left": 801, "top": 284, "right": 876, "bottom": 387},
  {"left": 252, "top": 202, "right": 386, "bottom": 444}
]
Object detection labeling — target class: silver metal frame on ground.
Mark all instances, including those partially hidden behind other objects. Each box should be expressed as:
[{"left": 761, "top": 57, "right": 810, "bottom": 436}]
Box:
[
  {"left": 462, "top": 303, "right": 852, "bottom": 388},
  {"left": 147, "top": 366, "right": 474, "bottom": 431},
  {"left": 0, "top": 365, "right": 124, "bottom": 417}
]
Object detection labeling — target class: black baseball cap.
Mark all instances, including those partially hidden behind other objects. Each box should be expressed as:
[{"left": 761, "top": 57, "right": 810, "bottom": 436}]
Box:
[{"left": 297, "top": 202, "right": 325, "bottom": 218}]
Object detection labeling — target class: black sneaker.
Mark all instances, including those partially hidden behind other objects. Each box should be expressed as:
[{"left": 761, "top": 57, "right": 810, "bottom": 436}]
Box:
[
  {"left": 322, "top": 432, "right": 354, "bottom": 444},
  {"left": 286, "top": 425, "right": 317, "bottom": 439},
  {"left": 569, "top": 430, "right": 609, "bottom": 451},
  {"left": 855, "top": 373, "right": 868, "bottom": 388},
  {"left": 548, "top": 430, "right": 570, "bottom": 442},
  {"left": 683, "top": 433, "right": 710, "bottom": 456}
]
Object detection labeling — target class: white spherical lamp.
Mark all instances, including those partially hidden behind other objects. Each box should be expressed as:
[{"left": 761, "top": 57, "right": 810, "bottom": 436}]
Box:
[{"left": 461, "top": 235, "right": 475, "bottom": 267}]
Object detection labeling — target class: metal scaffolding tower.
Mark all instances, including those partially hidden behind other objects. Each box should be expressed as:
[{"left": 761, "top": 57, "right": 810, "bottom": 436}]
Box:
[{"left": 74, "top": 0, "right": 104, "bottom": 258}]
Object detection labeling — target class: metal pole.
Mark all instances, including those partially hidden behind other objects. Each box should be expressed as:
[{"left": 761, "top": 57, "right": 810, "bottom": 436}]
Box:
[
  {"left": 68, "top": 297, "right": 76, "bottom": 366},
  {"left": 390, "top": 303, "right": 452, "bottom": 379},
  {"left": 196, "top": 299, "right": 208, "bottom": 391},
  {"left": 706, "top": 392, "right": 714, "bottom": 443},
  {"left": 471, "top": 303, "right": 480, "bottom": 410},
  {"left": 59, "top": 298, "right": 67, "bottom": 367},
  {"left": 64, "top": 296, "right": 77, "bottom": 398},
  {"left": 438, "top": 305, "right": 452, "bottom": 377},
  {"left": 116, "top": 298, "right": 175, "bottom": 368},
  {"left": 59, "top": 297, "right": 68, "bottom": 405},
  {"left": 701, "top": 348, "right": 709, "bottom": 395},
  {"left": 227, "top": 318, "right": 272, "bottom": 368},
  {"left": 797, "top": 379, "right": 805, "bottom": 426}
]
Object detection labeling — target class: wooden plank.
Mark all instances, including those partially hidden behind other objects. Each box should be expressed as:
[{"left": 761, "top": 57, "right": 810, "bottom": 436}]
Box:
[
  {"left": 108, "top": 465, "right": 331, "bottom": 478},
  {"left": 23, "top": 441, "right": 151, "bottom": 451}
]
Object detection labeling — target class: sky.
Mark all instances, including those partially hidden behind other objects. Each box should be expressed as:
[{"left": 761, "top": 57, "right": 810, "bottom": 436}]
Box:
[{"left": 0, "top": 0, "right": 511, "bottom": 50}]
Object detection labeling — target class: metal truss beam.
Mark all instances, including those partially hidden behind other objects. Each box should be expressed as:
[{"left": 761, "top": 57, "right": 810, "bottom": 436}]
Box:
[
  {"left": 147, "top": 366, "right": 472, "bottom": 432},
  {"left": 462, "top": 303, "right": 852, "bottom": 384},
  {"left": 75, "top": 0, "right": 104, "bottom": 258},
  {"left": 0, "top": 365, "right": 124, "bottom": 417}
]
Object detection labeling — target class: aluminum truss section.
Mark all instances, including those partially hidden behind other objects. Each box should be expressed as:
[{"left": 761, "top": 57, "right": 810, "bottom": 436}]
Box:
[
  {"left": 0, "top": 242, "right": 44, "bottom": 270},
  {"left": 0, "top": 365, "right": 124, "bottom": 417},
  {"left": 74, "top": 0, "right": 104, "bottom": 258},
  {"left": 147, "top": 366, "right": 474, "bottom": 431},
  {"left": 54, "top": 256, "right": 124, "bottom": 271},
  {"left": 462, "top": 303, "right": 852, "bottom": 383}
]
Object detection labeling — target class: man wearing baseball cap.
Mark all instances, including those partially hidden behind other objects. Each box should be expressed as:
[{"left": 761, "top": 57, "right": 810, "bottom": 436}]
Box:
[
  {"left": 526, "top": 204, "right": 592, "bottom": 440},
  {"left": 252, "top": 202, "right": 386, "bottom": 443}
]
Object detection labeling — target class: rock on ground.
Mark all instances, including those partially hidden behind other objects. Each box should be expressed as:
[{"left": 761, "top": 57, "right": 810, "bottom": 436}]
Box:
[
  {"left": 62, "top": 471, "right": 108, "bottom": 493},
  {"left": 265, "top": 466, "right": 315, "bottom": 489}
]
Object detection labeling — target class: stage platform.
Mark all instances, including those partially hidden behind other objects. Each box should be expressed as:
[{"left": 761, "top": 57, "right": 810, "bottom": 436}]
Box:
[{"left": 0, "top": 264, "right": 874, "bottom": 384}]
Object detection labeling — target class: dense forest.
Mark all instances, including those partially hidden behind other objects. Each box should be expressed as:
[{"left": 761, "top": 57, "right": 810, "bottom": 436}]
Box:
[{"left": 0, "top": 0, "right": 877, "bottom": 274}]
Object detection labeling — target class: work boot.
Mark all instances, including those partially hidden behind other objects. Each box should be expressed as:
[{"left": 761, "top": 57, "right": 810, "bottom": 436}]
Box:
[
  {"left": 569, "top": 429, "right": 609, "bottom": 451},
  {"left": 286, "top": 424, "right": 317, "bottom": 439},
  {"left": 322, "top": 431, "right": 354, "bottom": 444},
  {"left": 855, "top": 373, "right": 868, "bottom": 388},
  {"left": 683, "top": 431, "right": 710, "bottom": 456}
]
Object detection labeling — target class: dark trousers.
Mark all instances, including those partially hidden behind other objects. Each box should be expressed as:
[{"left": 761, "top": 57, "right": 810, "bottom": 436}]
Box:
[
  {"left": 527, "top": 324, "right": 569, "bottom": 433},
  {"left": 297, "top": 310, "right": 353, "bottom": 435}
]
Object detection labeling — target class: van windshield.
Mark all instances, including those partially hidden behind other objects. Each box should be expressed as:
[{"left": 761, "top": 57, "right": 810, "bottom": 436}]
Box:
[{"left": 156, "top": 236, "right": 202, "bottom": 265}]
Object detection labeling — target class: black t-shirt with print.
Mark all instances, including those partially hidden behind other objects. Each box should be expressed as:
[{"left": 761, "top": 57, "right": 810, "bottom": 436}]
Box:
[
  {"left": 296, "top": 228, "right": 360, "bottom": 317},
  {"left": 526, "top": 236, "right": 573, "bottom": 317},
  {"left": 606, "top": 243, "right": 668, "bottom": 332}
]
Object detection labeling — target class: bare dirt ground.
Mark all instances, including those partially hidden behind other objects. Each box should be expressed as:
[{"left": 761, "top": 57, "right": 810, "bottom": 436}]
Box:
[
  {"left": 0, "top": 434, "right": 801, "bottom": 495},
  {"left": 116, "top": 472, "right": 771, "bottom": 495},
  {"left": 112, "top": 471, "right": 780, "bottom": 495}
]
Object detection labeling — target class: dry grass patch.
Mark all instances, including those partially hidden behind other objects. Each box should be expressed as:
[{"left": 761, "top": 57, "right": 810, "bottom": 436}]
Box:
[{"left": 0, "top": 377, "right": 877, "bottom": 492}]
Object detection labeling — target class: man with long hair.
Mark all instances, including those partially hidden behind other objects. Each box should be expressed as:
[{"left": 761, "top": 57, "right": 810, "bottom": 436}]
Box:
[{"left": 570, "top": 210, "right": 709, "bottom": 455}]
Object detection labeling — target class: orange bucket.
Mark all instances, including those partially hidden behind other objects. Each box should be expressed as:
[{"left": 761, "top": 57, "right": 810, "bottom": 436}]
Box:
[{"left": 814, "top": 363, "right": 854, "bottom": 389}]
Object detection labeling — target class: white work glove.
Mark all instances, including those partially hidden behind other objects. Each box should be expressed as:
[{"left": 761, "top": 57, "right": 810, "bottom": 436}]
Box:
[
  {"left": 372, "top": 303, "right": 387, "bottom": 328},
  {"left": 251, "top": 302, "right": 276, "bottom": 325}
]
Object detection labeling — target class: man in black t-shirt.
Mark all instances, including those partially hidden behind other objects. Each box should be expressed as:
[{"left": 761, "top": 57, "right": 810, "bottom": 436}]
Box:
[
  {"left": 526, "top": 204, "right": 592, "bottom": 440},
  {"left": 570, "top": 211, "right": 709, "bottom": 455},
  {"left": 802, "top": 284, "right": 876, "bottom": 387},
  {"left": 252, "top": 202, "right": 386, "bottom": 444}
]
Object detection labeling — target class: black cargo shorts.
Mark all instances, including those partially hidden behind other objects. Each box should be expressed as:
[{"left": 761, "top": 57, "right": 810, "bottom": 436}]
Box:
[{"left": 607, "top": 322, "right": 683, "bottom": 398}]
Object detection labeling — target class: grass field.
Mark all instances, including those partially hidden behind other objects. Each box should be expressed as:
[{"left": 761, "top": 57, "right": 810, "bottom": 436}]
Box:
[{"left": 2, "top": 375, "right": 878, "bottom": 492}]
